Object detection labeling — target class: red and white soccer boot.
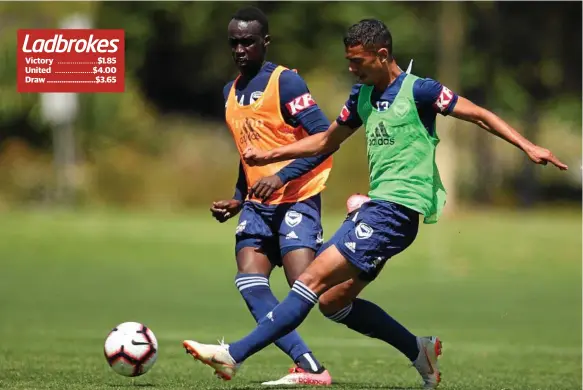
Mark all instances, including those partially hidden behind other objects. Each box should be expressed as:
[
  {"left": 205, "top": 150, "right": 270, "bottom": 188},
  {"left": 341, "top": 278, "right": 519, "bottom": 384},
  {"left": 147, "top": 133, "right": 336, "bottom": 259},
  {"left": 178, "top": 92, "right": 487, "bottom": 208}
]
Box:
[
  {"left": 183, "top": 339, "right": 240, "bottom": 380},
  {"left": 261, "top": 365, "right": 332, "bottom": 386},
  {"left": 412, "top": 336, "right": 443, "bottom": 389}
]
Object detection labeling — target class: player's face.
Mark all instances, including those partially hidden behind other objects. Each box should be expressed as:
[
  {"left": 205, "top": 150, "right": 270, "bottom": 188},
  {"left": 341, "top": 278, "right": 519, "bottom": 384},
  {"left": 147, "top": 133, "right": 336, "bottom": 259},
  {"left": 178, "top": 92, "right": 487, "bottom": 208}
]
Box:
[
  {"left": 345, "top": 45, "right": 386, "bottom": 86},
  {"left": 227, "top": 20, "right": 269, "bottom": 72}
]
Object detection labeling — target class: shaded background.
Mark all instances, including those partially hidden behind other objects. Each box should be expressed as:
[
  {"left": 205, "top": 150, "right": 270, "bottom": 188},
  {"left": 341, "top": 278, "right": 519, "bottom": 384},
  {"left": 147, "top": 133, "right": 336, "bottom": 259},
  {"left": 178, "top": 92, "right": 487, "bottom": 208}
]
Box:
[{"left": 0, "top": 1, "right": 581, "bottom": 212}]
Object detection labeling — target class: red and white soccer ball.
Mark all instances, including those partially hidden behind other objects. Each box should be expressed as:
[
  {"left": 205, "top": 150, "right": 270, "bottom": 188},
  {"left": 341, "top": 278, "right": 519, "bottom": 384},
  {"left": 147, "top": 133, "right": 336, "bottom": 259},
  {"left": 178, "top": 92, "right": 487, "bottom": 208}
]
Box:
[
  {"left": 104, "top": 322, "right": 158, "bottom": 377},
  {"left": 346, "top": 193, "right": 370, "bottom": 214}
]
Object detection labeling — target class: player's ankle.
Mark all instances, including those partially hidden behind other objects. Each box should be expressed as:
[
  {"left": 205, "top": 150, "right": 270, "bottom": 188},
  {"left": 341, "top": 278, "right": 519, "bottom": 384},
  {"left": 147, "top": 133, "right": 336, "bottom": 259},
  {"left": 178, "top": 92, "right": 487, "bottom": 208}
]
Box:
[{"left": 295, "top": 352, "right": 324, "bottom": 373}]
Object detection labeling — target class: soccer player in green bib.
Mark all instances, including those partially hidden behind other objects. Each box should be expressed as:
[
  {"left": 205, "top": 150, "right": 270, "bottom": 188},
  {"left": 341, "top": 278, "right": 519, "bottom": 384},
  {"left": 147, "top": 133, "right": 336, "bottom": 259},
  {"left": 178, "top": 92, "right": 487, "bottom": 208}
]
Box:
[{"left": 182, "top": 19, "right": 567, "bottom": 388}]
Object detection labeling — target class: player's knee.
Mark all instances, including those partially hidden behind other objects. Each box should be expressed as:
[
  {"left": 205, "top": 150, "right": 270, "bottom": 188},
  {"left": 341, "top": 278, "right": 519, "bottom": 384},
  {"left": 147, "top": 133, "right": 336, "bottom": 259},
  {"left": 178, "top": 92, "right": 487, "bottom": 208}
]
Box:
[
  {"left": 318, "top": 290, "right": 353, "bottom": 317},
  {"left": 317, "top": 295, "right": 337, "bottom": 316},
  {"left": 317, "top": 278, "right": 362, "bottom": 317},
  {"left": 318, "top": 296, "right": 354, "bottom": 321},
  {"left": 235, "top": 248, "right": 272, "bottom": 275},
  {"left": 236, "top": 263, "right": 269, "bottom": 275},
  {"left": 296, "top": 272, "right": 321, "bottom": 292},
  {"left": 282, "top": 248, "right": 314, "bottom": 286},
  {"left": 296, "top": 244, "right": 358, "bottom": 295}
]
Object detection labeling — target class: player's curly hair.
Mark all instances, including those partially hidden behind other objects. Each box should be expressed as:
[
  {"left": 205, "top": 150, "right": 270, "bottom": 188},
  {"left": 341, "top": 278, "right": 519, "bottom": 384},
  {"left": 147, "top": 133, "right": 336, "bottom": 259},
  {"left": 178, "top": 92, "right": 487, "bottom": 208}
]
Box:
[
  {"left": 232, "top": 6, "right": 269, "bottom": 35},
  {"left": 343, "top": 19, "right": 392, "bottom": 54}
]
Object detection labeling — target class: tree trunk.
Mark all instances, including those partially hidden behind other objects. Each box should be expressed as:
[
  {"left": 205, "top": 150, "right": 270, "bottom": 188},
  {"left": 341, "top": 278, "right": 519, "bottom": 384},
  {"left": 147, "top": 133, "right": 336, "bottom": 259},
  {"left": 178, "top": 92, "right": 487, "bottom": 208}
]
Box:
[
  {"left": 517, "top": 10, "right": 560, "bottom": 208},
  {"left": 473, "top": 4, "right": 498, "bottom": 204},
  {"left": 516, "top": 97, "right": 538, "bottom": 207},
  {"left": 436, "top": 1, "right": 465, "bottom": 214},
  {"left": 53, "top": 122, "right": 77, "bottom": 205}
]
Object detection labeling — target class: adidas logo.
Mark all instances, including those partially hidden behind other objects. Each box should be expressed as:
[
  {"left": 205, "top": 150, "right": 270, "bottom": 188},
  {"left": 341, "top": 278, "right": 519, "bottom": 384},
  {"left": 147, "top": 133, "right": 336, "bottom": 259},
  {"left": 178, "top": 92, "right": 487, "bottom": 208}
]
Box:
[
  {"left": 286, "top": 231, "right": 299, "bottom": 240},
  {"left": 235, "top": 220, "right": 247, "bottom": 234},
  {"left": 344, "top": 242, "right": 356, "bottom": 253},
  {"left": 369, "top": 121, "right": 395, "bottom": 146},
  {"left": 375, "top": 122, "right": 390, "bottom": 138}
]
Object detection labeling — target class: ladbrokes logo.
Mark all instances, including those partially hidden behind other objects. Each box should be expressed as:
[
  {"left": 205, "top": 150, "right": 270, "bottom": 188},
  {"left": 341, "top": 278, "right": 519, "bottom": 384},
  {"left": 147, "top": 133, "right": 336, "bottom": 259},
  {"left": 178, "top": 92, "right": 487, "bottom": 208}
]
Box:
[
  {"left": 285, "top": 93, "right": 316, "bottom": 116},
  {"left": 22, "top": 33, "right": 120, "bottom": 53},
  {"left": 368, "top": 121, "right": 394, "bottom": 146},
  {"left": 17, "top": 29, "right": 125, "bottom": 93},
  {"left": 433, "top": 86, "right": 454, "bottom": 113}
]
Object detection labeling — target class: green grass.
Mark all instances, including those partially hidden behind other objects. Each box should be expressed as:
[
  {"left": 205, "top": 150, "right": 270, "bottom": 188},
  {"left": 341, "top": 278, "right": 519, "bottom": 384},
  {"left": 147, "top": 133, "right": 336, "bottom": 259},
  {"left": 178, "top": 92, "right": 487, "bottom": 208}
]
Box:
[{"left": 0, "top": 208, "right": 580, "bottom": 389}]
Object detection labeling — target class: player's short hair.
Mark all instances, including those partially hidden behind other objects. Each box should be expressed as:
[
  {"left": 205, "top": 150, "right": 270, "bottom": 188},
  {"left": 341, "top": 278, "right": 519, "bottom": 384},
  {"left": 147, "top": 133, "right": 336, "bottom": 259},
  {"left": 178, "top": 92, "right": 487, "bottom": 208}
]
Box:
[
  {"left": 232, "top": 6, "right": 269, "bottom": 36},
  {"left": 343, "top": 19, "right": 392, "bottom": 54}
]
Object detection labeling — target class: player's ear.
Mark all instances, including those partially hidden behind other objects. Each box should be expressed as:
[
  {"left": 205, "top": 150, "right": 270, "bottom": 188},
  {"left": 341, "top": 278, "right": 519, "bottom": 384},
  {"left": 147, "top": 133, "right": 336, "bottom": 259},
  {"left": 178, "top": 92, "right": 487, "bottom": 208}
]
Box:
[
  {"left": 377, "top": 48, "right": 389, "bottom": 63},
  {"left": 263, "top": 34, "right": 271, "bottom": 48}
]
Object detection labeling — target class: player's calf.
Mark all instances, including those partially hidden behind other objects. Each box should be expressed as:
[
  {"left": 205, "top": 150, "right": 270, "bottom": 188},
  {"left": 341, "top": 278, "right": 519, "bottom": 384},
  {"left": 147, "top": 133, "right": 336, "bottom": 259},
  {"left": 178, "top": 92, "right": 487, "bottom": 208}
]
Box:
[
  {"left": 235, "top": 273, "right": 325, "bottom": 374},
  {"left": 322, "top": 298, "right": 420, "bottom": 362},
  {"left": 320, "top": 282, "right": 421, "bottom": 364}
]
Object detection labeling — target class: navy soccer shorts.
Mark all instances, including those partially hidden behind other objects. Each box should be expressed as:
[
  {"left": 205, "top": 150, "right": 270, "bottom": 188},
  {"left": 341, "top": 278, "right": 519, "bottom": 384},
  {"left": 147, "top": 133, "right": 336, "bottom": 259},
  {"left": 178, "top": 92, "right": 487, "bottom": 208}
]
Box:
[
  {"left": 320, "top": 199, "right": 419, "bottom": 281},
  {"left": 234, "top": 194, "right": 323, "bottom": 266}
]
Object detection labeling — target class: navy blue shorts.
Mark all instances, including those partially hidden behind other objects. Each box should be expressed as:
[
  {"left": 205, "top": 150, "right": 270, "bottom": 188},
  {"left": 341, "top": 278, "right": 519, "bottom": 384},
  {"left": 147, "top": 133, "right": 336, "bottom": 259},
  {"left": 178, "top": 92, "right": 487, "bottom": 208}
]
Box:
[
  {"left": 235, "top": 195, "right": 323, "bottom": 267},
  {"left": 319, "top": 199, "right": 419, "bottom": 281}
]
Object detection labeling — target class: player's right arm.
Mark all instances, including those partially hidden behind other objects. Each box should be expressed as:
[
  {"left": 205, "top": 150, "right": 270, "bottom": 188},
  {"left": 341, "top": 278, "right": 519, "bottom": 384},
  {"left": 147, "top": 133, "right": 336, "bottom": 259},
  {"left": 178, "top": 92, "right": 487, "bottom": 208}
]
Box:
[
  {"left": 210, "top": 82, "right": 246, "bottom": 222},
  {"left": 243, "top": 84, "right": 363, "bottom": 166},
  {"left": 210, "top": 161, "right": 246, "bottom": 222}
]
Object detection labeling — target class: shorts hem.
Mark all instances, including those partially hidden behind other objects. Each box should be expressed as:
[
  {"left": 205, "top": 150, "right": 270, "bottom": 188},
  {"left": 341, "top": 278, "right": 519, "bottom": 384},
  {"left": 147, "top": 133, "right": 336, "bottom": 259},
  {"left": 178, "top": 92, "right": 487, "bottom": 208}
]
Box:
[
  {"left": 366, "top": 197, "right": 424, "bottom": 217},
  {"left": 280, "top": 244, "right": 320, "bottom": 257},
  {"left": 333, "top": 242, "right": 370, "bottom": 274},
  {"left": 235, "top": 240, "right": 262, "bottom": 254}
]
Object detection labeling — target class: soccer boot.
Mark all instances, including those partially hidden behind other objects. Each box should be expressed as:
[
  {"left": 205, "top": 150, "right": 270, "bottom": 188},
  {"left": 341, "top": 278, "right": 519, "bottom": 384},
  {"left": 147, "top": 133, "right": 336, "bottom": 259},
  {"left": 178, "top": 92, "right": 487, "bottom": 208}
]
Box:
[
  {"left": 182, "top": 339, "right": 239, "bottom": 380},
  {"left": 261, "top": 365, "right": 332, "bottom": 386},
  {"left": 412, "top": 336, "right": 443, "bottom": 389}
]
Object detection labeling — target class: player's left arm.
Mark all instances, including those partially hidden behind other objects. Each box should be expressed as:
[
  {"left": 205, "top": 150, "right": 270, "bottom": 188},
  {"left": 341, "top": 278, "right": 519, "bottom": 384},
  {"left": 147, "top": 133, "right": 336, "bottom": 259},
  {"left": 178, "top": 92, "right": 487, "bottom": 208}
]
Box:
[
  {"left": 277, "top": 69, "right": 335, "bottom": 178},
  {"left": 249, "top": 70, "right": 334, "bottom": 200},
  {"left": 416, "top": 79, "right": 568, "bottom": 170},
  {"left": 451, "top": 96, "right": 568, "bottom": 170}
]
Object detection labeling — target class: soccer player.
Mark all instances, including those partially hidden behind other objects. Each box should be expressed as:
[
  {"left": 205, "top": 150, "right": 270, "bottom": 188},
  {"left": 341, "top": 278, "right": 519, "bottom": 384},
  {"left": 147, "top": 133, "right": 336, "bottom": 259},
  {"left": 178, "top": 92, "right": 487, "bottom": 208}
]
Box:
[
  {"left": 185, "top": 19, "right": 568, "bottom": 388},
  {"left": 204, "top": 6, "right": 334, "bottom": 386}
]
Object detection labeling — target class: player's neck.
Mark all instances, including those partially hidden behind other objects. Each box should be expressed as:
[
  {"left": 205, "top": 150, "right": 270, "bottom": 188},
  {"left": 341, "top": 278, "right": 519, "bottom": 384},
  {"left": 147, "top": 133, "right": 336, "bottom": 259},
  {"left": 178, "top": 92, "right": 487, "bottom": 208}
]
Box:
[
  {"left": 373, "top": 62, "right": 403, "bottom": 92},
  {"left": 239, "top": 60, "right": 266, "bottom": 81}
]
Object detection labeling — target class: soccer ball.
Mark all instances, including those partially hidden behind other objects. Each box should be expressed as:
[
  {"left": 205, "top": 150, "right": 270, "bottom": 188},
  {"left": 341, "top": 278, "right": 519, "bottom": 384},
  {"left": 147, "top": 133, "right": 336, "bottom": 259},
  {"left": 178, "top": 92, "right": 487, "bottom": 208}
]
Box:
[{"left": 104, "top": 322, "right": 158, "bottom": 377}]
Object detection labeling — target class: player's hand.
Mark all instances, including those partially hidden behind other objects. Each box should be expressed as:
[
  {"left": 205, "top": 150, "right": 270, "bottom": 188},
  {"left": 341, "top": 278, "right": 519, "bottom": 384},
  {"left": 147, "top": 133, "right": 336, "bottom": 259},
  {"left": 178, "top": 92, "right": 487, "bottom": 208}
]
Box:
[
  {"left": 210, "top": 199, "right": 242, "bottom": 223},
  {"left": 525, "top": 145, "right": 568, "bottom": 170},
  {"left": 242, "top": 146, "right": 270, "bottom": 167},
  {"left": 249, "top": 175, "right": 284, "bottom": 201},
  {"left": 346, "top": 193, "right": 370, "bottom": 214}
]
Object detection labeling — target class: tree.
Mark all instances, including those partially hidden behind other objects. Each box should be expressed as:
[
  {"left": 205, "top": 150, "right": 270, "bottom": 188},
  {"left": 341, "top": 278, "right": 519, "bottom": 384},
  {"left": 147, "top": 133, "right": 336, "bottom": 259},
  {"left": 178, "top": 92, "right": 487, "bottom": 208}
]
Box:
[{"left": 435, "top": 1, "right": 466, "bottom": 214}]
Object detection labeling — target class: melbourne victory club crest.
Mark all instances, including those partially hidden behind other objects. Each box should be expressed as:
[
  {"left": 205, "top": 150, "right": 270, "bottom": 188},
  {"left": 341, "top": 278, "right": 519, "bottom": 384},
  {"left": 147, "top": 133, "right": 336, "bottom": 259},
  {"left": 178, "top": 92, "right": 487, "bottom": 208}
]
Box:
[
  {"left": 355, "top": 222, "right": 373, "bottom": 239},
  {"left": 250, "top": 91, "right": 263, "bottom": 104},
  {"left": 285, "top": 210, "right": 302, "bottom": 227},
  {"left": 392, "top": 97, "right": 410, "bottom": 118},
  {"left": 250, "top": 91, "right": 263, "bottom": 110}
]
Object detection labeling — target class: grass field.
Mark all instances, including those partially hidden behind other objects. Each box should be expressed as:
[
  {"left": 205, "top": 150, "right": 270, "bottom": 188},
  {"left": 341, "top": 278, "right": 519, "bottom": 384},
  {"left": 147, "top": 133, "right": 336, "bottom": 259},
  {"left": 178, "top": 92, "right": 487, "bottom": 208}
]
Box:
[{"left": 0, "top": 208, "right": 581, "bottom": 390}]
